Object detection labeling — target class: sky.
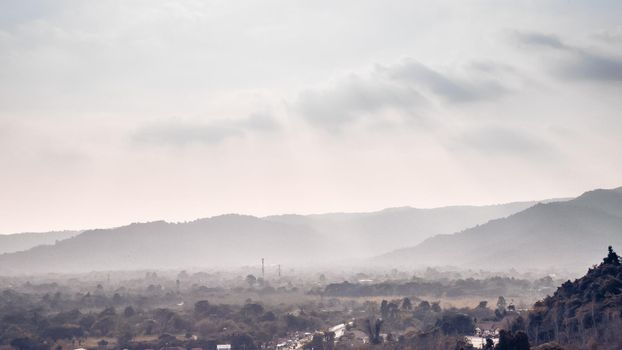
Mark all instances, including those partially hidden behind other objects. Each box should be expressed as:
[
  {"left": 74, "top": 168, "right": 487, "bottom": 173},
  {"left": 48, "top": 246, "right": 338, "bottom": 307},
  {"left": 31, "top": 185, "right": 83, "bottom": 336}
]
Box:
[{"left": 1, "top": 0, "right": 621, "bottom": 234}]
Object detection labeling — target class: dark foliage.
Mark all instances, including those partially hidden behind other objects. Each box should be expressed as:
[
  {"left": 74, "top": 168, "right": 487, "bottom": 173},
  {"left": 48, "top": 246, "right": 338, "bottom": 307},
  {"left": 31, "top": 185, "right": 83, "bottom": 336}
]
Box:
[
  {"left": 495, "top": 330, "right": 530, "bottom": 350},
  {"left": 524, "top": 246, "right": 622, "bottom": 349}
]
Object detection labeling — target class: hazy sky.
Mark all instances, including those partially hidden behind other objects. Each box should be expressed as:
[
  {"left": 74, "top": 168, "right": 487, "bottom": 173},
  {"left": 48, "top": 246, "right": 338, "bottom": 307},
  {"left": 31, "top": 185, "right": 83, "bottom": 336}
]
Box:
[{"left": 1, "top": 0, "right": 621, "bottom": 233}]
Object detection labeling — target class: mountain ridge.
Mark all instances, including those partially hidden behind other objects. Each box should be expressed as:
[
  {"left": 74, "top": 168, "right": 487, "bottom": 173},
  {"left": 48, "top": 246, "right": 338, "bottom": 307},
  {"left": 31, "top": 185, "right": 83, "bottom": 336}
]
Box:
[
  {"left": 0, "top": 214, "right": 325, "bottom": 275},
  {"left": 375, "top": 187, "right": 622, "bottom": 272},
  {"left": 0, "top": 200, "right": 554, "bottom": 258},
  {"left": 0, "top": 230, "right": 80, "bottom": 255},
  {"left": 0, "top": 200, "right": 554, "bottom": 274}
]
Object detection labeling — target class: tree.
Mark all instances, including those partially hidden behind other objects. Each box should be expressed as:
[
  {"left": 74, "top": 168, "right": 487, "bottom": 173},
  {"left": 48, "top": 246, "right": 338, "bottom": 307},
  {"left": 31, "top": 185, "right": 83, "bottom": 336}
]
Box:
[
  {"left": 43, "top": 325, "right": 84, "bottom": 341},
  {"left": 387, "top": 302, "right": 400, "bottom": 320},
  {"left": 324, "top": 331, "right": 336, "bottom": 350},
  {"left": 380, "top": 300, "right": 389, "bottom": 319},
  {"left": 496, "top": 330, "right": 512, "bottom": 350},
  {"left": 437, "top": 312, "right": 475, "bottom": 335},
  {"left": 603, "top": 246, "right": 620, "bottom": 266},
  {"left": 284, "top": 314, "right": 312, "bottom": 331},
  {"left": 194, "top": 300, "right": 210, "bottom": 317},
  {"left": 231, "top": 333, "right": 256, "bottom": 350},
  {"left": 431, "top": 301, "right": 442, "bottom": 313},
  {"left": 98, "top": 307, "right": 116, "bottom": 318},
  {"left": 154, "top": 308, "right": 176, "bottom": 330},
  {"left": 401, "top": 297, "right": 413, "bottom": 310},
  {"left": 307, "top": 333, "right": 324, "bottom": 350},
  {"left": 417, "top": 300, "right": 431, "bottom": 312},
  {"left": 246, "top": 274, "right": 257, "bottom": 287},
  {"left": 90, "top": 316, "right": 115, "bottom": 337},
  {"left": 513, "top": 331, "right": 530, "bottom": 350},
  {"left": 117, "top": 331, "right": 134, "bottom": 349},
  {"left": 511, "top": 316, "right": 526, "bottom": 333},
  {"left": 496, "top": 296, "right": 507, "bottom": 313},
  {"left": 158, "top": 333, "right": 178, "bottom": 348},
  {"left": 365, "top": 318, "right": 383, "bottom": 344},
  {"left": 495, "top": 330, "right": 529, "bottom": 350},
  {"left": 11, "top": 337, "right": 48, "bottom": 350},
  {"left": 97, "top": 339, "right": 108, "bottom": 350},
  {"left": 241, "top": 303, "right": 264, "bottom": 319},
  {"left": 123, "top": 306, "right": 136, "bottom": 318},
  {"left": 260, "top": 311, "right": 276, "bottom": 321},
  {"left": 379, "top": 300, "right": 400, "bottom": 320}
]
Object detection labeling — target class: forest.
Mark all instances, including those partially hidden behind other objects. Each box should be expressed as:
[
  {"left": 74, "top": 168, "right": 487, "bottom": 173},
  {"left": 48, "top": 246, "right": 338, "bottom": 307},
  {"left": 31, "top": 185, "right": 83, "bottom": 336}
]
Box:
[{"left": 2, "top": 251, "right": 619, "bottom": 350}]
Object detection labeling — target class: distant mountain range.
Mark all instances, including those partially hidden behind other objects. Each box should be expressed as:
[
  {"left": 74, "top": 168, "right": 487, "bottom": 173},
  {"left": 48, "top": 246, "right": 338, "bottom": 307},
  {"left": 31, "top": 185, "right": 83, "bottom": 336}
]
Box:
[
  {"left": 266, "top": 201, "right": 552, "bottom": 258},
  {"left": 376, "top": 187, "right": 622, "bottom": 271},
  {"left": 0, "top": 200, "right": 547, "bottom": 274},
  {"left": 0, "top": 230, "right": 79, "bottom": 255},
  {"left": 0, "top": 215, "right": 324, "bottom": 274}
]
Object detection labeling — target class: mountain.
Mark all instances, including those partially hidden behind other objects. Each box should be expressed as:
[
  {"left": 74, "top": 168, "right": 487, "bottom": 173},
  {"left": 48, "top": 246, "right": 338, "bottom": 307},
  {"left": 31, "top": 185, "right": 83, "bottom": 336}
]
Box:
[
  {"left": 0, "top": 230, "right": 80, "bottom": 254},
  {"left": 0, "top": 215, "right": 325, "bottom": 275},
  {"left": 0, "top": 200, "right": 547, "bottom": 274},
  {"left": 265, "top": 200, "right": 552, "bottom": 258},
  {"left": 376, "top": 187, "right": 622, "bottom": 271}
]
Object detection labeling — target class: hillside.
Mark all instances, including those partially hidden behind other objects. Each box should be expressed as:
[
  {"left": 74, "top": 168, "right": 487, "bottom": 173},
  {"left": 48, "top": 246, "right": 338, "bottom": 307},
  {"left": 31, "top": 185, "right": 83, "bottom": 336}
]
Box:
[
  {"left": 0, "top": 215, "right": 325, "bottom": 274},
  {"left": 265, "top": 200, "right": 549, "bottom": 258},
  {"left": 0, "top": 230, "right": 80, "bottom": 255},
  {"left": 0, "top": 200, "right": 545, "bottom": 275},
  {"left": 376, "top": 187, "right": 622, "bottom": 271},
  {"left": 526, "top": 247, "right": 622, "bottom": 349}
]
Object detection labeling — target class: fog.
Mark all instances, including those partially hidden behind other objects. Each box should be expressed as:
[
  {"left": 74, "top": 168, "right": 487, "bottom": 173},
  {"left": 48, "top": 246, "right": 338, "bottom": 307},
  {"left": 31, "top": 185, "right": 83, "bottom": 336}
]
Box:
[{"left": 2, "top": 1, "right": 622, "bottom": 349}]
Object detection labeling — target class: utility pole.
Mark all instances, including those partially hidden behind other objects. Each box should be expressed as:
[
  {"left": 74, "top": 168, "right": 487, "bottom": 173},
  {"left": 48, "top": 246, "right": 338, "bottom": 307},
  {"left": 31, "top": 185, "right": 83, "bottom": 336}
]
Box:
[
  {"left": 261, "top": 258, "right": 265, "bottom": 278},
  {"left": 278, "top": 264, "right": 281, "bottom": 278}
]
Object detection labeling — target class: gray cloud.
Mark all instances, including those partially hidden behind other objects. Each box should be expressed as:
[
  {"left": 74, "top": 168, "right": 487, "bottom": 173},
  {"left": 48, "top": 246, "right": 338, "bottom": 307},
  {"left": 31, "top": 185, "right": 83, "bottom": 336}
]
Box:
[
  {"left": 379, "top": 59, "right": 509, "bottom": 103},
  {"left": 297, "top": 59, "right": 511, "bottom": 130},
  {"left": 592, "top": 27, "right": 622, "bottom": 45},
  {"left": 562, "top": 51, "right": 622, "bottom": 82},
  {"left": 514, "top": 32, "right": 566, "bottom": 50},
  {"left": 296, "top": 74, "right": 425, "bottom": 131},
  {"left": 381, "top": 61, "right": 474, "bottom": 102},
  {"left": 132, "top": 114, "right": 278, "bottom": 146},
  {"left": 514, "top": 31, "right": 622, "bottom": 82}
]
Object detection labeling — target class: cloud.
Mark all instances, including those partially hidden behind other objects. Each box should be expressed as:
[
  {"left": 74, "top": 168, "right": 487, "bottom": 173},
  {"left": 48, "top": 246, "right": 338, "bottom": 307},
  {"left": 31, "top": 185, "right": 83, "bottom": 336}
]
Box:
[
  {"left": 561, "top": 51, "right": 622, "bottom": 82},
  {"left": 513, "top": 31, "right": 622, "bottom": 82},
  {"left": 514, "top": 32, "right": 566, "bottom": 50},
  {"left": 297, "top": 59, "right": 511, "bottom": 131},
  {"left": 378, "top": 59, "right": 509, "bottom": 103},
  {"left": 296, "top": 74, "right": 425, "bottom": 131},
  {"left": 592, "top": 27, "right": 622, "bottom": 45},
  {"left": 132, "top": 113, "right": 278, "bottom": 147}
]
